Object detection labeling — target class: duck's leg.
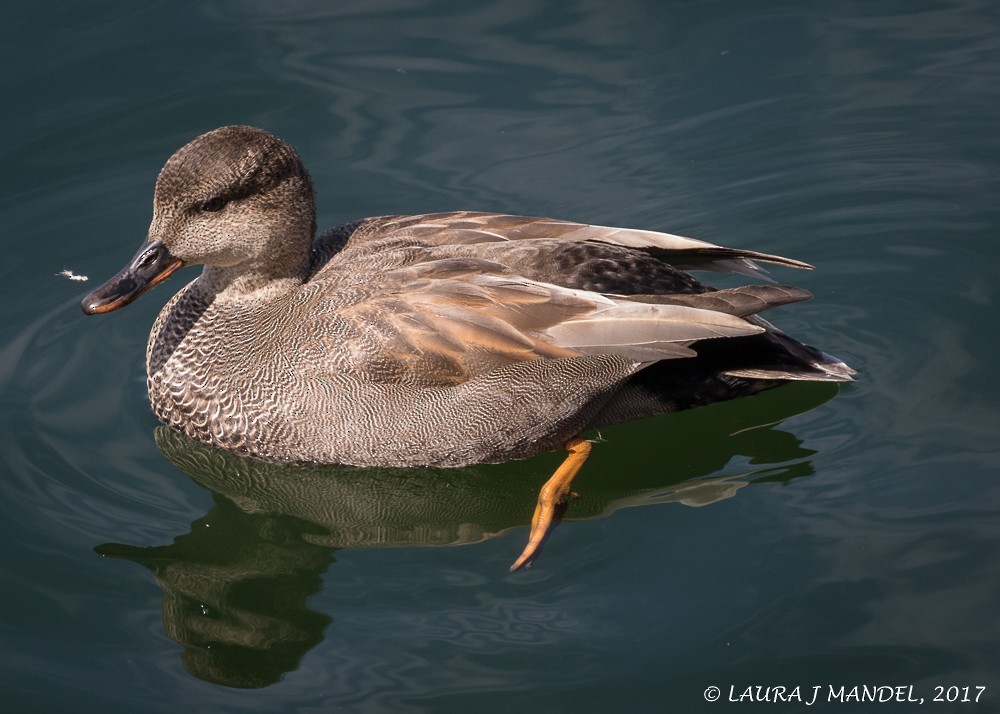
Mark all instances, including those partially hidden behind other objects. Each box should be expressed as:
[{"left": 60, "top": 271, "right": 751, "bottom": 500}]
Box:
[{"left": 510, "top": 436, "right": 592, "bottom": 571}]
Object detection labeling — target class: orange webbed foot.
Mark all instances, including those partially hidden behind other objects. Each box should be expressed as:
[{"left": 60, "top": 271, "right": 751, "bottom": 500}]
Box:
[{"left": 510, "top": 436, "right": 592, "bottom": 571}]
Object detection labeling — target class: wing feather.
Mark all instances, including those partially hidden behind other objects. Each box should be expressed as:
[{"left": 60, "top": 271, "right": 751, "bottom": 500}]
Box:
[
  {"left": 620, "top": 285, "right": 812, "bottom": 317},
  {"left": 351, "top": 212, "right": 812, "bottom": 278},
  {"left": 336, "top": 258, "right": 769, "bottom": 384}
]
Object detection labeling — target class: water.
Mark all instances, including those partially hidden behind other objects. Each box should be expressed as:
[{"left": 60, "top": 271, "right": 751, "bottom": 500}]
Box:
[{"left": 3, "top": 0, "right": 999, "bottom": 711}]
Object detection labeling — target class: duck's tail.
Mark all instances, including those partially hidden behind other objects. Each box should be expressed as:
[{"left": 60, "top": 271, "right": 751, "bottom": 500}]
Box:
[
  {"left": 723, "top": 356, "right": 856, "bottom": 382},
  {"left": 722, "top": 323, "right": 856, "bottom": 383}
]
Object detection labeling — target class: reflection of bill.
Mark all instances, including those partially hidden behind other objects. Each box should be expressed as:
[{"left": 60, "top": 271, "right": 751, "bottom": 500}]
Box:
[{"left": 96, "top": 381, "right": 838, "bottom": 688}]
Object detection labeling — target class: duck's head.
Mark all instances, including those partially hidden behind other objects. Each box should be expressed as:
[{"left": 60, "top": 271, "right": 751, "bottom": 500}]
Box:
[{"left": 82, "top": 125, "right": 316, "bottom": 314}]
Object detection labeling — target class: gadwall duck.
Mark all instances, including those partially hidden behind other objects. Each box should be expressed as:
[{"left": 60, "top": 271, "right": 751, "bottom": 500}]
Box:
[{"left": 82, "top": 125, "right": 855, "bottom": 569}]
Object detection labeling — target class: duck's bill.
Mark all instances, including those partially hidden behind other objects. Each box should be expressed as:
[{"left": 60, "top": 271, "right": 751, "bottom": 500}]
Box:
[{"left": 81, "top": 240, "right": 185, "bottom": 315}]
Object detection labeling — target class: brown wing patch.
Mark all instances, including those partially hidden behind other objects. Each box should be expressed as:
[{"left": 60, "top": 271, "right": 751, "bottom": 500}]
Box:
[
  {"left": 335, "top": 260, "right": 591, "bottom": 386},
  {"left": 393, "top": 212, "right": 587, "bottom": 246}
]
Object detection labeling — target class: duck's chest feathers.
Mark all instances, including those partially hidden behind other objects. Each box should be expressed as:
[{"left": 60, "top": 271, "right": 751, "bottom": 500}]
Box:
[{"left": 145, "top": 286, "right": 300, "bottom": 456}]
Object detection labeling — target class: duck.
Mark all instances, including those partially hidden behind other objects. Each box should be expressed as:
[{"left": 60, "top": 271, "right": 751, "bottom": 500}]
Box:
[{"left": 82, "top": 125, "right": 855, "bottom": 570}]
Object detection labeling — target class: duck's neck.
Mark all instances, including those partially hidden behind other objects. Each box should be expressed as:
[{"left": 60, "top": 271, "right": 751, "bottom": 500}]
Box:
[
  {"left": 197, "top": 268, "right": 303, "bottom": 302},
  {"left": 196, "top": 242, "right": 313, "bottom": 303}
]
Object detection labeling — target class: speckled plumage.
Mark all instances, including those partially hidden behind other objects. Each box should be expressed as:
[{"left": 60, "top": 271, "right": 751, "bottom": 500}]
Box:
[{"left": 85, "top": 125, "right": 854, "bottom": 467}]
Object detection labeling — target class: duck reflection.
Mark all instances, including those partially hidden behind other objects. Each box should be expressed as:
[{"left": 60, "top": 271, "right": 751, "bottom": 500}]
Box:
[
  {"left": 97, "top": 382, "right": 839, "bottom": 688},
  {"left": 99, "top": 493, "right": 332, "bottom": 688}
]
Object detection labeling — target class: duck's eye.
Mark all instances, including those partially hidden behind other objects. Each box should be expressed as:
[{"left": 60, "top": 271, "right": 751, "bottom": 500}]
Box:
[{"left": 201, "top": 196, "right": 226, "bottom": 212}]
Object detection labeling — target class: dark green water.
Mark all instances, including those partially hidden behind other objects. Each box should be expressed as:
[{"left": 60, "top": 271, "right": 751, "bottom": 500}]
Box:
[{"left": 3, "top": 1, "right": 999, "bottom": 711}]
